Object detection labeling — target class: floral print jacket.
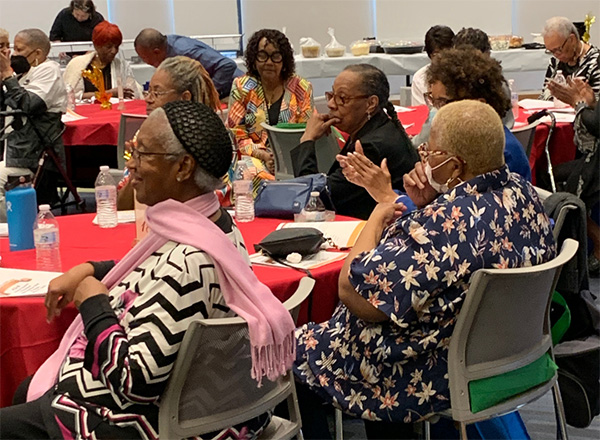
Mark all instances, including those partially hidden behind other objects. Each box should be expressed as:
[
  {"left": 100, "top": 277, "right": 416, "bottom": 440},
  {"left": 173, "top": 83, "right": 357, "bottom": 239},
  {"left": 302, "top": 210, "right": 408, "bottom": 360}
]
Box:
[{"left": 294, "top": 165, "right": 556, "bottom": 423}]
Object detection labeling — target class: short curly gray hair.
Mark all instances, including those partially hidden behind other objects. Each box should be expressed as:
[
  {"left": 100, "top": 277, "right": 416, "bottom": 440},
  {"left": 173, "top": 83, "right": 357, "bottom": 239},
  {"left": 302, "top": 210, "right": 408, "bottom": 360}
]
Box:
[{"left": 542, "top": 17, "right": 579, "bottom": 40}]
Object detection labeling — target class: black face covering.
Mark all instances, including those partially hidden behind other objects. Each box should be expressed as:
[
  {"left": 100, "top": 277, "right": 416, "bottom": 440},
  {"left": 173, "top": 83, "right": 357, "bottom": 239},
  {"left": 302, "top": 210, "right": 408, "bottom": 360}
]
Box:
[{"left": 10, "top": 55, "right": 31, "bottom": 75}]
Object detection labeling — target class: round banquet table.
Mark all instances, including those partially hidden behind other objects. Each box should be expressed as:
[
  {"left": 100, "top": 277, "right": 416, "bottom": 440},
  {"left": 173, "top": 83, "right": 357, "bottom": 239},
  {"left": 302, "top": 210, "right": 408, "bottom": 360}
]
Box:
[
  {"left": 63, "top": 100, "right": 147, "bottom": 147},
  {"left": 0, "top": 213, "right": 348, "bottom": 408},
  {"left": 395, "top": 105, "right": 575, "bottom": 185}
]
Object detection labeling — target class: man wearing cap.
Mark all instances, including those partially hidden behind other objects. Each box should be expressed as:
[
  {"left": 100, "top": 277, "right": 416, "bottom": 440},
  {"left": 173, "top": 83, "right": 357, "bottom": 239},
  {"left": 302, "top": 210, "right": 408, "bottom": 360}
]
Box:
[{"left": 0, "top": 101, "right": 294, "bottom": 440}]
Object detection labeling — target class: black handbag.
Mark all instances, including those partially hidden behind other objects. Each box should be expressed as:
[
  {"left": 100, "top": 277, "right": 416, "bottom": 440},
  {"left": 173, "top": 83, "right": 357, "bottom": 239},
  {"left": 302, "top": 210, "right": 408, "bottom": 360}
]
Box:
[
  {"left": 253, "top": 228, "right": 325, "bottom": 259},
  {"left": 254, "top": 173, "right": 334, "bottom": 219}
]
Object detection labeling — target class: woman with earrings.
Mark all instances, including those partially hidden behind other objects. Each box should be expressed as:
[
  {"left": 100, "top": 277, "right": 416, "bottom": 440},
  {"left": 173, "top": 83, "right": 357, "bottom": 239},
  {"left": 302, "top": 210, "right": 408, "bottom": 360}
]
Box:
[
  {"left": 292, "top": 64, "right": 418, "bottom": 220},
  {"left": 227, "top": 28, "right": 314, "bottom": 177}
]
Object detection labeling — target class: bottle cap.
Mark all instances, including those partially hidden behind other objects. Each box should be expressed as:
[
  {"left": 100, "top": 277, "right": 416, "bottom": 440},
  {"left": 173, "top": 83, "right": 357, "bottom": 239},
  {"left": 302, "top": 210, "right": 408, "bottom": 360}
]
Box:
[
  {"left": 99, "top": 165, "right": 110, "bottom": 171},
  {"left": 310, "top": 191, "right": 320, "bottom": 197},
  {"left": 39, "top": 204, "right": 51, "bottom": 211}
]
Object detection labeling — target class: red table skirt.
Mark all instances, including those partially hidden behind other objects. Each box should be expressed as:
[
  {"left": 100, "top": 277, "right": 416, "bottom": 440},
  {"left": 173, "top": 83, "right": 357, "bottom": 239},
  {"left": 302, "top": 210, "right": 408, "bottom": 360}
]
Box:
[
  {"left": 63, "top": 100, "right": 147, "bottom": 146},
  {"left": 396, "top": 105, "right": 575, "bottom": 185},
  {"left": 0, "top": 214, "right": 347, "bottom": 407}
]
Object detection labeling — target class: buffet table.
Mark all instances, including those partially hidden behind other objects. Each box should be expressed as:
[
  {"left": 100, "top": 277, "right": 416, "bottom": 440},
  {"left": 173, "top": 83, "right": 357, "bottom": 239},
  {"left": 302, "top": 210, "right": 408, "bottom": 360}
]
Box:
[
  {"left": 130, "top": 49, "right": 552, "bottom": 87},
  {"left": 0, "top": 214, "right": 347, "bottom": 407}
]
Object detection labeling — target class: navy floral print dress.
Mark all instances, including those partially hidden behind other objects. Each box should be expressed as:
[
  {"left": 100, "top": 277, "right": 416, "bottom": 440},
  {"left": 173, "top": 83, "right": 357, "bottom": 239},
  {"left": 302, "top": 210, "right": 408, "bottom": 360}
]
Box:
[{"left": 294, "top": 165, "right": 556, "bottom": 423}]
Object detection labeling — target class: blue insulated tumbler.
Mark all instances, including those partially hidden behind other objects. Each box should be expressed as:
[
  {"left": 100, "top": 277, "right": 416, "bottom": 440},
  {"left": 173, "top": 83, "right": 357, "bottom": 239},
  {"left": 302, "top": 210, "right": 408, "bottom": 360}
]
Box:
[{"left": 6, "top": 176, "right": 37, "bottom": 251}]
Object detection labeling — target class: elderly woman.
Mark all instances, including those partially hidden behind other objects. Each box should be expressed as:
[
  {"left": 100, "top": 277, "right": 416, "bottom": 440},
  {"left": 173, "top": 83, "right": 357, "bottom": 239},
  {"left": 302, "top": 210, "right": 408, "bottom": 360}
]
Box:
[
  {"left": 541, "top": 16, "right": 600, "bottom": 103},
  {"left": 294, "top": 100, "right": 556, "bottom": 439},
  {"left": 0, "top": 28, "right": 67, "bottom": 221},
  {"left": 50, "top": 0, "right": 104, "bottom": 42},
  {"left": 227, "top": 29, "right": 314, "bottom": 176},
  {"left": 0, "top": 101, "right": 295, "bottom": 440},
  {"left": 117, "top": 55, "right": 222, "bottom": 210},
  {"left": 292, "top": 64, "right": 418, "bottom": 220},
  {"left": 342, "top": 48, "right": 531, "bottom": 206},
  {"left": 63, "top": 20, "right": 142, "bottom": 100}
]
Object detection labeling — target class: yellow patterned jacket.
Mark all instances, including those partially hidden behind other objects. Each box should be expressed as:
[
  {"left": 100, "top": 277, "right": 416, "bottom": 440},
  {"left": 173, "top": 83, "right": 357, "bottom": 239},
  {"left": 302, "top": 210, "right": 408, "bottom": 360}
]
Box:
[{"left": 226, "top": 73, "right": 314, "bottom": 158}]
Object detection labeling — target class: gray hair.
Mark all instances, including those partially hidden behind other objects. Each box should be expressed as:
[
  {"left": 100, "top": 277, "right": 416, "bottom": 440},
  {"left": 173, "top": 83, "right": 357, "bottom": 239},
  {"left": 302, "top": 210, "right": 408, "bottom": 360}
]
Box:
[
  {"left": 0, "top": 28, "right": 9, "bottom": 41},
  {"left": 156, "top": 56, "right": 220, "bottom": 111},
  {"left": 542, "top": 17, "right": 579, "bottom": 40},
  {"left": 16, "top": 29, "right": 51, "bottom": 56},
  {"left": 147, "top": 108, "right": 224, "bottom": 193},
  {"left": 431, "top": 100, "right": 505, "bottom": 176}
]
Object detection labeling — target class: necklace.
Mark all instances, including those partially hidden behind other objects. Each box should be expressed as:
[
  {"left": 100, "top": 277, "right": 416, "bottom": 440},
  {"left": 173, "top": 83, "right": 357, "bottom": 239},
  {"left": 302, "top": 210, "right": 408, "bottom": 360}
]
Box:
[{"left": 264, "top": 85, "right": 283, "bottom": 109}]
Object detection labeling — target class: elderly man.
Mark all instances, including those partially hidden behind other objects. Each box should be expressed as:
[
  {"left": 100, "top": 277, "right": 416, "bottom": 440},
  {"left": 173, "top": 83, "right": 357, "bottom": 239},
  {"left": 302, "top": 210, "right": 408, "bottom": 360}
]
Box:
[
  {"left": 541, "top": 16, "right": 600, "bottom": 103},
  {"left": 134, "top": 28, "right": 243, "bottom": 100},
  {"left": 294, "top": 100, "right": 555, "bottom": 439},
  {"left": 0, "top": 28, "right": 67, "bottom": 221},
  {"left": 0, "top": 101, "right": 294, "bottom": 439}
]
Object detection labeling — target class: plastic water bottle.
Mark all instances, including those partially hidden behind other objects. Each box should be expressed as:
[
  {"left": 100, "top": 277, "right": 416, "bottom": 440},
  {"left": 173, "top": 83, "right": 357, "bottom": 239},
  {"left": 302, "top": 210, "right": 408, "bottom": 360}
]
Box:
[
  {"left": 300, "top": 191, "right": 327, "bottom": 222},
  {"left": 508, "top": 79, "right": 519, "bottom": 119},
  {"left": 34, "top": 205, "right": 61, "bottom": 272},
  {"left": 5, "top": 176, "right": 37, "bottom": 251},
  {"left": 66, "top": 84, "right": 76, "bottom": 111},
  {"left": 553, "top": 70, "right": 569, "bottom": 109},
  {"left": 95, "top": 165, "right": 118, "bottom": 228},
  {"left": 234, "top": 179, "right": 255, "bottom": 222}
]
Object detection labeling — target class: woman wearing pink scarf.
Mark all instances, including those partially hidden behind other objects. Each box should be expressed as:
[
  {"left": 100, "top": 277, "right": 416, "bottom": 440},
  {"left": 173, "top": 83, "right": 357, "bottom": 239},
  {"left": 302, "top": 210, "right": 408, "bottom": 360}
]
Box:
[{"left": 0, "top": 101, "right": 295, "bottom": 440}]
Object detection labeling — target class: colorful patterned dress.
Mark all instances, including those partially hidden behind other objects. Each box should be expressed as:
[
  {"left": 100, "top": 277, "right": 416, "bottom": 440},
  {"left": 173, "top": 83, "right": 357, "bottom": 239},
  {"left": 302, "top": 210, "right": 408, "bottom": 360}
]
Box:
[{"left": 294, "top": 166, "right": 556, "bottom": 423}]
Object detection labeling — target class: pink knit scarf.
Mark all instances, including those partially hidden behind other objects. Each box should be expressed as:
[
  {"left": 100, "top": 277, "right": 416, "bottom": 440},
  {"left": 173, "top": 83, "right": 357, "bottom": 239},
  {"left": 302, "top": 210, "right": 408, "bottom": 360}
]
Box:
[{"left": 27, "top": 193, "right": 295, "bottom": 402}]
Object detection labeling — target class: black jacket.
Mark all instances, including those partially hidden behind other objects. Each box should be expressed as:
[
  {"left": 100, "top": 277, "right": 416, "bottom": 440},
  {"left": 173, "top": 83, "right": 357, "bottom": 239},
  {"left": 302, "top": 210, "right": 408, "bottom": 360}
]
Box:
[{"left": 291, "top": 111, "right": 418, "bottom": 219}]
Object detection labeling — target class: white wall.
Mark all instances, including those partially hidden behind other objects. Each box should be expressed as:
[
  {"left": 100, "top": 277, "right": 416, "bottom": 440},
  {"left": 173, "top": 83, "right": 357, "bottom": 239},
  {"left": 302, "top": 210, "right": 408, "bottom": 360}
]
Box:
[
  {"left": 376, "top": 0, "right": 512, "bottom": 42},
  {"left": 0, "top": 0, "right": 598, "bottom": 50},
  {"left": 514, "top": 0, "right": 600, "bottom": 46},
  {"left": 241, "top": 0, "right": 373, "bottom": 50}
]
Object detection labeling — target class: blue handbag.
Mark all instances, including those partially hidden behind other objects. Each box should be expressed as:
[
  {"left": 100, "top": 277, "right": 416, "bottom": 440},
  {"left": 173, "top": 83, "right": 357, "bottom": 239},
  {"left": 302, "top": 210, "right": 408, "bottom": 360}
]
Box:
[{"left": 254, "top": 173, "right": 334, "bottom": 218}]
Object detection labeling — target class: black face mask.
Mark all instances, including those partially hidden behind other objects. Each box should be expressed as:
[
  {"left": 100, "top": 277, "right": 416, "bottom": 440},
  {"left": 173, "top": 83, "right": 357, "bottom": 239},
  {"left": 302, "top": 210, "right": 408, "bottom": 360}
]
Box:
[{"left": 10, "top": 55, "right": 30, "bottom": 75}]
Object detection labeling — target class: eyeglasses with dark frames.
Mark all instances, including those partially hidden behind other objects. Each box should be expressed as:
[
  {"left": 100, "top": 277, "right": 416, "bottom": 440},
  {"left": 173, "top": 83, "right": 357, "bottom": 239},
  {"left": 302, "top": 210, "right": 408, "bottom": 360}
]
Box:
[
  {"left": 544, "top": 35, "right": 571, "bottom": 56},
  {"left": 325, "top": 91, "right": 370, "bottom": 106},
  {"left": 256, "top": 50, "right": 283, "bottom": 63}
]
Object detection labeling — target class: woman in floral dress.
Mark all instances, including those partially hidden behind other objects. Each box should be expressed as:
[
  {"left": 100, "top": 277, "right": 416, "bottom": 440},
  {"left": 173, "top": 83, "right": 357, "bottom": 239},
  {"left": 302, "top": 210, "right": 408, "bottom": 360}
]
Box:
[{"left": 294, "top": 100, "right": 556, "bottom": 439}]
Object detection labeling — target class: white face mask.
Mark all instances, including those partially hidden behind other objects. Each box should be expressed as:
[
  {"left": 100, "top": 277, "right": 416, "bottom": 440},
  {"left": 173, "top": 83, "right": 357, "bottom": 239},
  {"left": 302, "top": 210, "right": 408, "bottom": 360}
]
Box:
[{"left": 424, "top": 157, "right": 459, "bottom": 193}]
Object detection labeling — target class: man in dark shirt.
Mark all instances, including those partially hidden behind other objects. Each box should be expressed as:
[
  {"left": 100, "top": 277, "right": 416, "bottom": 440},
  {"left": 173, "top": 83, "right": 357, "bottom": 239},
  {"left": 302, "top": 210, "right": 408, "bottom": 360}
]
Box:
[
  {"left": 49, "top": 0, "right": 104, "bottom": 42},
  {"left": 134, "top": 28, "right": 243, "bottom": 100}
]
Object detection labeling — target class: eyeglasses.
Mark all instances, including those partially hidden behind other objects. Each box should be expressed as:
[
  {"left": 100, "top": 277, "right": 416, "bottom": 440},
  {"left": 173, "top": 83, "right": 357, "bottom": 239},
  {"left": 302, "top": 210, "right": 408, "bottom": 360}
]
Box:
[
  {"left": 129, "top": 148, "right": 178, "bottom": 162},
  {"left": 325, "top": 91, "right": 369, "bottom": 107},
  {"left": 143, "top": 89, "right": 176, "bottom": 99},
  {"left": 423, "top": 92, "right": 455, "bottom": 109},
  {"left": 417, "top": 142, "right": 450, "bottom": 162},
  {"left": 545, "top": 35, "right": 571, "bottom": 56},
  {"left": 256, "top": 50, "right": 283, "bottom": 63},
  {"left": 418, "top": 143, "right": 466, "bottom": 164}
]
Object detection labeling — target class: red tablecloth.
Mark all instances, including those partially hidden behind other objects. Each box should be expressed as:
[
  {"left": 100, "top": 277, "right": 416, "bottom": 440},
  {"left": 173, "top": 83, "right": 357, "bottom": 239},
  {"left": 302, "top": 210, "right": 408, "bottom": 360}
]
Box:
[
  {"left": 63, "top": 100, "right": 147, "bottom": 146},
  {"left": 396, "top": 106, "right": 575, "bottom": 185},
  {"left": 0, "top": 214, "right": 347, "bottom": 407}
]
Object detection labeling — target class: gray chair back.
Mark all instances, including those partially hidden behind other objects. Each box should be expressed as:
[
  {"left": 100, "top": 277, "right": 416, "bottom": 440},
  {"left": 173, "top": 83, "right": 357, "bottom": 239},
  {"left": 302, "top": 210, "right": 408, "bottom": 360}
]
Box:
[
  {"left": 447, "top": 239, "right": 578, "bottom": 423},
  {"left": 511, "top": 119, "right": 541, "bottom": 158},
  {"left": 159, "top": 277, "right": 315, "bottom": 440},
  {"left": 117, "top": 113, "right": 147, "bottom": 169},
  {"left": 261, "top": 122, "right": 341, "bottom": 180}
]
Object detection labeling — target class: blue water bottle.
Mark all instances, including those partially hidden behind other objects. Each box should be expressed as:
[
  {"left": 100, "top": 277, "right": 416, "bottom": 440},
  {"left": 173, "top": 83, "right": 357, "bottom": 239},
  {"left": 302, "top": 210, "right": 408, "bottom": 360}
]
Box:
[{"left": 6, "top": 175, "right": 38, "bottom": 251}]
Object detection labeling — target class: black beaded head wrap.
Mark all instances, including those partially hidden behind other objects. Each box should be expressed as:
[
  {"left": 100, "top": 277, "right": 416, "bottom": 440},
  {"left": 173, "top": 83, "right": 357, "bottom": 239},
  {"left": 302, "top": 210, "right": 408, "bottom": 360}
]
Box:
[{"left": 162, "top": 100, "right": 232, "bottom": 179}]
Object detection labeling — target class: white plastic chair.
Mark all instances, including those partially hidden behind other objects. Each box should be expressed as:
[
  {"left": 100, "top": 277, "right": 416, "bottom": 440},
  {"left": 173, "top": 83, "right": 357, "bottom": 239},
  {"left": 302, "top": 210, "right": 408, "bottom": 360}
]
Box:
[
  {"left": 424, "top": 239, "right": 578, "bottom": 440},
  {"left": 159, "top": 277, "right": 315, "bottom": 440},
  {"left": 511, "top": 119, "right": 542, "bottom": 158},
  {"left": 261, "top": 122, "right": 341, "bottom": 180}
]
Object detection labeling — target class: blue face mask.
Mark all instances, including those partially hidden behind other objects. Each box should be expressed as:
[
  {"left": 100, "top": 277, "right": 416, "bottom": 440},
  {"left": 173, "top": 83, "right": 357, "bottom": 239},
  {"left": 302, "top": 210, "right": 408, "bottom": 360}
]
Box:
[{"left": 427, "top": 107, "right": 438, "bottom": 123}]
